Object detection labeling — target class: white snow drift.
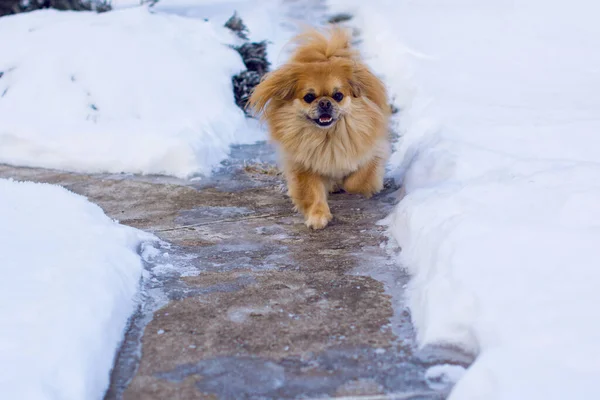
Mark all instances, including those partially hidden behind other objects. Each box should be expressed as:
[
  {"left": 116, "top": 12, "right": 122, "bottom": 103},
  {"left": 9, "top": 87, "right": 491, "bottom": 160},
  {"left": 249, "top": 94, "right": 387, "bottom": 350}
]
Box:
[
  {"left": 0, "top": 6, "right": 259, "bottom": 178},
  {"left": 331, "top": 0, "right": 600, "bottom": 399},
  {"left": 151, "top": 0, "right": 292, "bottom": 67},
  {"left": 0, "top": 179, "right": 151, "bottom": 399}
]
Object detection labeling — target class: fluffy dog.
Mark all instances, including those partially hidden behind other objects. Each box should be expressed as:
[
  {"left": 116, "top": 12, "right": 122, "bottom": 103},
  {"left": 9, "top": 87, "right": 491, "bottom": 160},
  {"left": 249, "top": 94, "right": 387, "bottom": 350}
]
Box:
[{"left": 248, "top": 27, "right": 390, "bottom": 229}]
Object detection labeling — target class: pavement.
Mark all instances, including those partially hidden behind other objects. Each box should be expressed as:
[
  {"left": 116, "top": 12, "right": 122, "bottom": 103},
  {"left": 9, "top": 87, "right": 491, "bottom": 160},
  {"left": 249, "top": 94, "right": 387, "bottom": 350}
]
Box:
[{"left": 0, "top": 141, "right": 471, "bottom": 400}]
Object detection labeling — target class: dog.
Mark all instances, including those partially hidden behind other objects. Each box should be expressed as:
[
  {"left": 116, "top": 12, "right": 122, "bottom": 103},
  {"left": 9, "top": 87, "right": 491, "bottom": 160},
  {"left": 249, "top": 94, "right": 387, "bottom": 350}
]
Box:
[{"left": 248, "top": 27, "right": 390, "bottom": 229}]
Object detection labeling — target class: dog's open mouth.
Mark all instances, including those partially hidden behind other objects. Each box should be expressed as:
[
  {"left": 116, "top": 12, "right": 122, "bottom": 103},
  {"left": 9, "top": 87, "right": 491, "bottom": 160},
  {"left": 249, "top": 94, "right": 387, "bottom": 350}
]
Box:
[{"left": 313, "top": 114, "right": 335, "bottom": 127}]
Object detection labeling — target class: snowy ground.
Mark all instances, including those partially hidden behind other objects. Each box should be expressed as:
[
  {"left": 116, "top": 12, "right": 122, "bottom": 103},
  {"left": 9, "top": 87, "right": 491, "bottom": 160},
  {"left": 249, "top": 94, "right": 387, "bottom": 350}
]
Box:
[
  {"left": 150, "top": 0, "right": 296, "bottom": 68},
  {"left": 0, "top": 179, "right": 152, "bottom": 400},
  {"left": 330, "top": 0, "right": 600, "bottom": 398},
  {"left": 0, "top": 1, "right": 293, "bottom": 178},
  {"left": 5, "top": 0, "right": 599, "bottom": 398}
]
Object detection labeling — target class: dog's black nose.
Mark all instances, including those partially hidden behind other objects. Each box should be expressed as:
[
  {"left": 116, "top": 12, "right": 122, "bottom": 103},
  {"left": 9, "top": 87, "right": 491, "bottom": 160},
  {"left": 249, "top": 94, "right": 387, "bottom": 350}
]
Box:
[{"left": 318, "top": 99, "right": 332, "bottom": 110}]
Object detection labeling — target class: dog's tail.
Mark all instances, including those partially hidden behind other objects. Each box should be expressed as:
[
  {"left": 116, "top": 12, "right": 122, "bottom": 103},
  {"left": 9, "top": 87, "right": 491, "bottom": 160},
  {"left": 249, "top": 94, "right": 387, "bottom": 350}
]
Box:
[{"left": 289, "top": 26, "right": 358, "bottom": 63}]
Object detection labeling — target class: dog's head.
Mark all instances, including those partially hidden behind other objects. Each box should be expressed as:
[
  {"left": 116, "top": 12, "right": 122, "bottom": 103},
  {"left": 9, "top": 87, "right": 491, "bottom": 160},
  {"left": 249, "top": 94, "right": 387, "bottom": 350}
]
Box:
[
  {"left": 247, "top": 28, "right": 388, "bottom": 132},
  {"left": 249, "top": 58, "right": 361, "bottom": 130}
]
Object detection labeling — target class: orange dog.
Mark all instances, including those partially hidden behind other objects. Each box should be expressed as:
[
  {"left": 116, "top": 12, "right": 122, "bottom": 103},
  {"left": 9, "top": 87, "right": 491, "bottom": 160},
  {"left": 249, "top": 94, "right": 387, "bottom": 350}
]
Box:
[{"left": 249, "top": 27, "right": 390, "bottom": 229}]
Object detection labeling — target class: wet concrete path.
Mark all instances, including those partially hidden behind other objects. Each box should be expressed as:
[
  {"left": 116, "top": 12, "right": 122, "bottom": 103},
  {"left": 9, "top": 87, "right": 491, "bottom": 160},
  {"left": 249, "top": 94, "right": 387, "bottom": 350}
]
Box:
[{"left": 0, "top": 142, "right": 470, "bottom": 399}]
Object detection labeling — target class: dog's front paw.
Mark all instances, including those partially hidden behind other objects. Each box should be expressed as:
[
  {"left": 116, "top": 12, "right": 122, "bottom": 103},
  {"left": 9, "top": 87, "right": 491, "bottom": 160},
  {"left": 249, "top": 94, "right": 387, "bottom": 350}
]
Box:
[{"left": 305, "top": 209, "right": 332, "bottom": 230}]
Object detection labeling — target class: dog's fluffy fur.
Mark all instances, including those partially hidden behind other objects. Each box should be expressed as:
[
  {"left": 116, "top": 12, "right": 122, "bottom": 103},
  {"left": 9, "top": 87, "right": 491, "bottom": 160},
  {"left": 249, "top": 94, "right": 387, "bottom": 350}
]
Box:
[{"left": 248, "top": 27, "right": 390, "bottom": 229}]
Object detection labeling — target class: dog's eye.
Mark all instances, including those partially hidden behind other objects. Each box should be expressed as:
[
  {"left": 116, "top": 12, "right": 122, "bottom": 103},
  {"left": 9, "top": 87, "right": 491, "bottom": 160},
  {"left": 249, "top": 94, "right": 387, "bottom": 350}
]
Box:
[
  {"left": 333, "top": 92, "right": 344, "bottom": 102},
  {"left": 303, "top": 93, "right": 316, "bottom": 103}
]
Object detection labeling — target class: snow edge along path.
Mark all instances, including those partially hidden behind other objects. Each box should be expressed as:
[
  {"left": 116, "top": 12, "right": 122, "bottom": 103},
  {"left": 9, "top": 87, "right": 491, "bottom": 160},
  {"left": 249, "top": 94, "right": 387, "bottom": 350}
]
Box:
[
  {"left": 329, "top": 1, "right": 600, "bottom": 399},
  {"left": 0, "top": 178, "right": 155, "bottom": 400},
  {"left": 0, "top": 6, "right": 262, "bottom": 179}
]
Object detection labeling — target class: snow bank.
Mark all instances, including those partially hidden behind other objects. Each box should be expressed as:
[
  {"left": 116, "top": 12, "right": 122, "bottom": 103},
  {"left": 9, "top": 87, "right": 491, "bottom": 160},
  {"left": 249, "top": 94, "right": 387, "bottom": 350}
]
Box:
[
  {"left": 331, "top": 0, "right": 600, "bottom": 399},
  {"left": 0, "top": 179, "right": 151, "bottom": 399},
  {"left": 0, "top": 6, "right": 260, "bottom": 178},
  {"left": 151, "top": 0, "right": 292, "bottom": 67}
]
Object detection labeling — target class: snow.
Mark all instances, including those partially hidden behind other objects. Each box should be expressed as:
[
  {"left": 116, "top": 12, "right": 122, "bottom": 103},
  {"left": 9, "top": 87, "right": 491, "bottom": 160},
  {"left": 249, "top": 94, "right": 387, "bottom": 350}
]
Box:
[
  {"left": 0, "top": 5, "right": 265, "bottom": 178},
  {"left": 0, "top": 178, "right": 152, "bottom": 399},
  {"left": 151, "top": 0, "right": 290, "bottom": 66},
  {"left": 330, "top": 0, "right": 600, "bottom": 398},
  {"left": 425, "top": 364, "right": 466, "bottom": 391}
]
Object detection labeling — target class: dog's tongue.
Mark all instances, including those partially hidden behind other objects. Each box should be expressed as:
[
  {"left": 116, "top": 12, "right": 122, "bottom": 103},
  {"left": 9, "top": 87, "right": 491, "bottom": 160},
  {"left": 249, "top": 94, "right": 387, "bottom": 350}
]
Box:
[{"left": 319, "top": 114, "right": 332, "bottom": 123}]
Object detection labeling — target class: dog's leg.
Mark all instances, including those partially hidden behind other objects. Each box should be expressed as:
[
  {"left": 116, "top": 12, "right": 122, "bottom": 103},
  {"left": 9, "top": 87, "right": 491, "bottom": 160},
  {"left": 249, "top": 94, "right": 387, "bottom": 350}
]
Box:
[
  {"left": 287, "top": 169, "right": 332, "bottom": 229},
  {"left": 343, "top": 157, "right": 385, "bottom": 198},
  {"left": 325, "top": 178, "right": 343, "bottom": 194}
]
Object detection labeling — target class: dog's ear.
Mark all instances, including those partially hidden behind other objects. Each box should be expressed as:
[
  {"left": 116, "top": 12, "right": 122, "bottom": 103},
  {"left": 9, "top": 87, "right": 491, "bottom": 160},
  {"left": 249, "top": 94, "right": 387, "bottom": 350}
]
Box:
[
  {"left": 349, "top": 64, "right": 388, "bottom": 112},
  {"left": 348, "top": 77, "right": 363, "bottom": 98},
  {"left": 247, "top": 65, "right": 298, "bottom": 117}
]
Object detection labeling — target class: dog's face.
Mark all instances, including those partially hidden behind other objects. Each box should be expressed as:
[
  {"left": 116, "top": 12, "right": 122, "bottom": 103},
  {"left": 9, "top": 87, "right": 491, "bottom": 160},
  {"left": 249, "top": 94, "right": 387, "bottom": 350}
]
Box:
[
  {"left": 249, "top": 58, "right": 361, "bottom": 131},
  {"left": 294, "top": 70, "right": 352, "bottom": 129}
]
